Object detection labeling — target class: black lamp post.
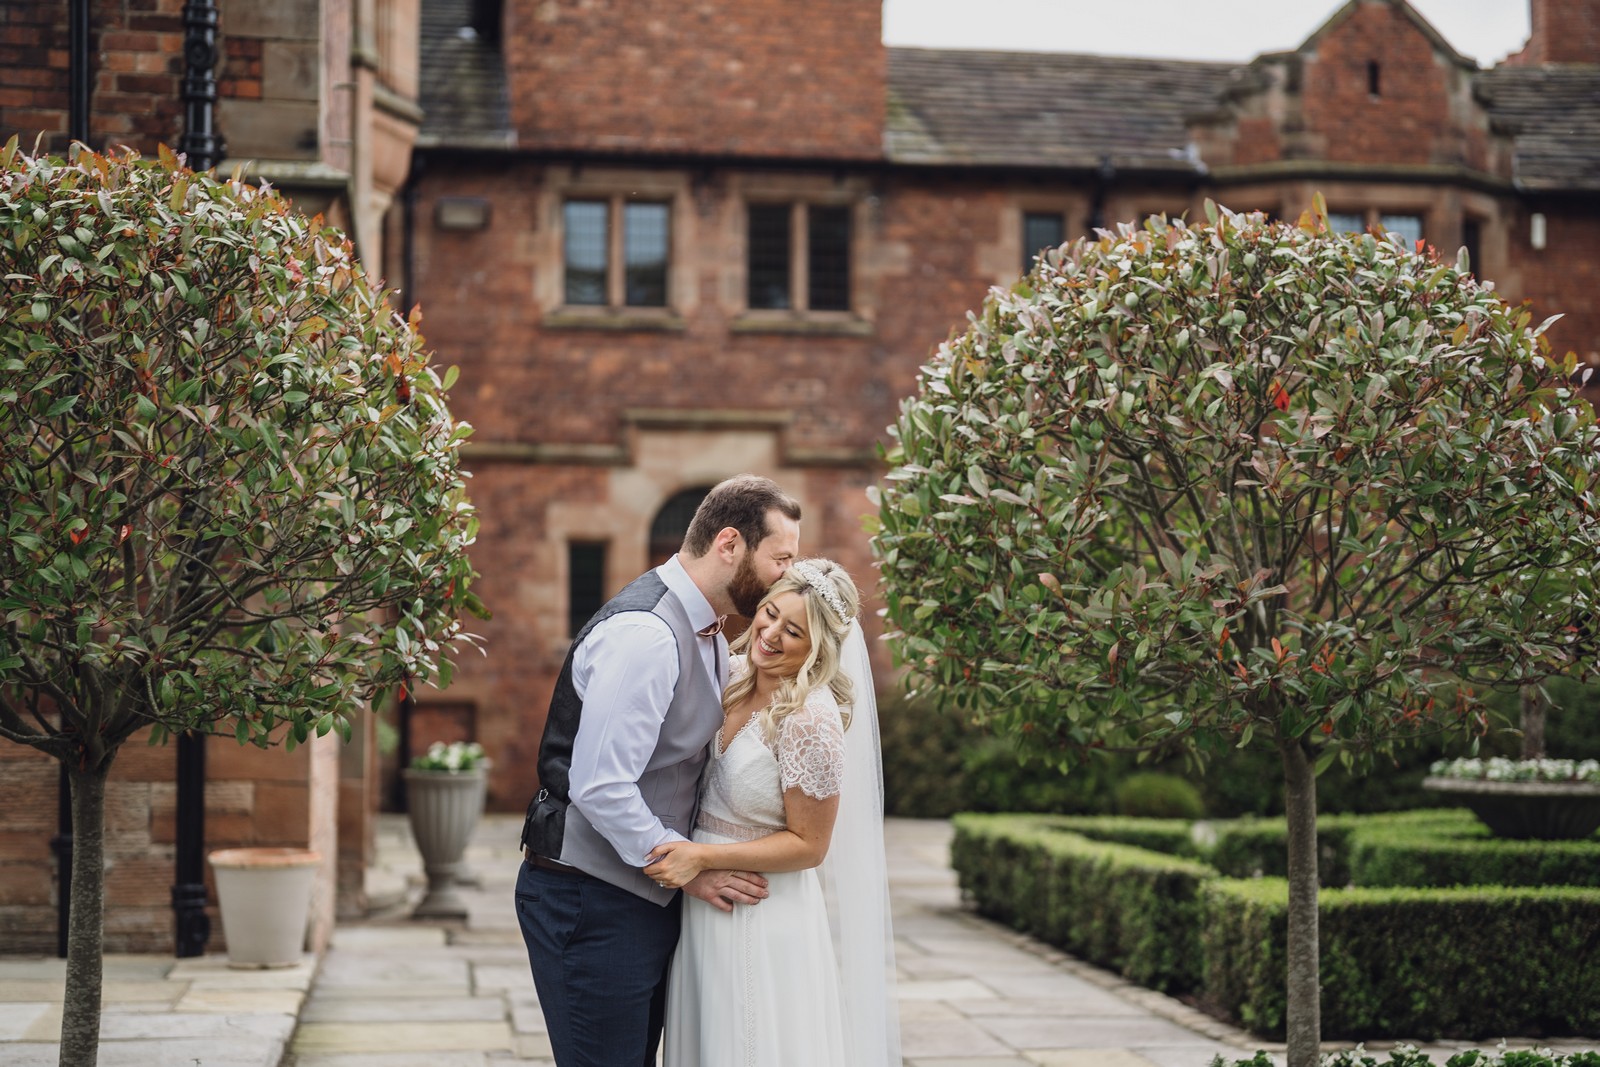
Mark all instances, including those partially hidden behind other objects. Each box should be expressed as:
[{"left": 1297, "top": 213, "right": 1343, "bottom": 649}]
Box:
[{"left": 171, "top": 0, "right": 222, "bottom": 959}]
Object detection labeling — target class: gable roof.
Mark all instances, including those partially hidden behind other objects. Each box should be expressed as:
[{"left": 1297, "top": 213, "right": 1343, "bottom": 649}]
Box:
[
  {"left": 1298, "top": 0, "right": 1476, "bottom": 70},
  {"left": 1476, "top": 65, "right": 1600, "bottom": 193},
  {"left": 412, "top": 3, "right": 1600, "bottom": 195},
  {"left": 886, "top": 47, "right": 1236, "bottom": 172}
]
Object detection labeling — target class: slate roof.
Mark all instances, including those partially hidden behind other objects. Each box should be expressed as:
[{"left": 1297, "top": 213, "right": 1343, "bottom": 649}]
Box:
[
  {"left": 886, "top": 47, "right": 1237, "bottom": 172},
  {"left": 417, "top": 0, "right": 514, "bottom": 149},
  {"left": 412, "top": 6, "right": 1600, "bottom": 194},
  {"left": 1476, "top": 65, "right": 1600, "bottom": 193}
]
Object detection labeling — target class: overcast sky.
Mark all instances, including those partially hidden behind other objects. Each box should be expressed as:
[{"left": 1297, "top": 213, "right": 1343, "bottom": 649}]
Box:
[{"left": 882, "top": 0, "right": 1531, "bottom": 67}]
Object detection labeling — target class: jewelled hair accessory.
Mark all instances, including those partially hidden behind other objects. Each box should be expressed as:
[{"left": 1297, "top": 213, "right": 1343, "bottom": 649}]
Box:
[{"left": 791, "top": 561, "right": 852, "bottom": 621}]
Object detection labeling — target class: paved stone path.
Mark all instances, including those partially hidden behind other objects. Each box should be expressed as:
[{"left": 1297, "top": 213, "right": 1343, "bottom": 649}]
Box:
[{"left": 4, "top": 814, "right": 1597, "bottom": 1066}]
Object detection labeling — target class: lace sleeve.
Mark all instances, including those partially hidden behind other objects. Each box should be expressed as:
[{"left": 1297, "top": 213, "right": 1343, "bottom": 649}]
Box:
[{"left": 777, "top": 696, "right": 846, "bottom": 799}]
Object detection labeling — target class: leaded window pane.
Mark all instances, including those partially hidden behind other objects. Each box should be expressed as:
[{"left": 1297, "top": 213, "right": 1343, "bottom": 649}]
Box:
[
  {"left": 624, "top": 202, "right": 669, "bottom": 307},
  {"left": 747, "top": 204, "right": 791, "bottom": 310},
  {"left": 807, "top": 205, "right": 851, "bottom": 312},
  {"left": 1327, "top": 212, "right": 1365, "bottom": 235},
  {"left": 1380, "top": 214, "right": 1424, "bottom": 247},
  {"left": 1023, "top": 212, "right": 1065, "bottom": 273},
  {"left": 563, "top": 200, "right": 608, "bottom": 306}
]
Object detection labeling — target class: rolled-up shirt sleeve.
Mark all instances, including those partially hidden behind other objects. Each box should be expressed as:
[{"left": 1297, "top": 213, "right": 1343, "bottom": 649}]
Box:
[{"left": 567, "top": 612, "right": 688, "bottom": 868}]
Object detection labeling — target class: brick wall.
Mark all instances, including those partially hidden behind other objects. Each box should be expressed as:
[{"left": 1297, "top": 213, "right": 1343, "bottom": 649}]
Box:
[
  {"left": 0, "top": 0, "right": 185, "bottom": 154},
  {"left": 0, "top": 746, "right": 57, "bottom": 953},
  {"left": 1503, "top": 203, "right": 1600, "bottom": 369},
  {"left": 502, "top": 0, "right": 884, "bottom": 160},
  {"left": 0, "top": 729, "right": 339, "bottom": 955},
  {"left": 0, "top": 0, "right": 326, "bottom": 163}
]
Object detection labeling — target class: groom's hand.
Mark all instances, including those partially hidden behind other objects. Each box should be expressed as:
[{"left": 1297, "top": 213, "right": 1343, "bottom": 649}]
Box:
[{"left": 682, "top": 869, "right": 769, "bottom": 913}]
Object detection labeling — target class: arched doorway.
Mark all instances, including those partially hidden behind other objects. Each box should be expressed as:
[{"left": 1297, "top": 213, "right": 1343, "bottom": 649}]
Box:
[{"left": 648, "top": 486, "right": 712, "bottom": 568}]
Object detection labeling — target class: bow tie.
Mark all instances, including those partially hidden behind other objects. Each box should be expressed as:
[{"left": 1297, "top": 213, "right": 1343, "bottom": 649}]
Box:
[{"left": 697, "top": 616, "right": 728, "bottom": 637}]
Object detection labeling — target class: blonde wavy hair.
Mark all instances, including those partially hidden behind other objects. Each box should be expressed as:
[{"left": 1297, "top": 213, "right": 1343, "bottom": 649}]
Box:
[{"left": 724, "top": 558, "right": 860, "bottom": 743}]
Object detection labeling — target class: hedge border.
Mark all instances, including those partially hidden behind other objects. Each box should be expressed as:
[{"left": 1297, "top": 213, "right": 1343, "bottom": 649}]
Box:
[
  {"left": 1348, "top": 821, "right": 1600, "bottom": 888},
  {"left": 951, "top": 812, "right": 1216, "bottom": 992},
  {"left": 952, "top": 812, "right": 1600, "bottom": 1041},
  {"left": 1200, "top": 879, "right": 1600, "bottom": 1040}
]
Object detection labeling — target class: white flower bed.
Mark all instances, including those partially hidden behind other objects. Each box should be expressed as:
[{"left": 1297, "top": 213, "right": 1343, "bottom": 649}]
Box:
[{"left": 1429, "top": 756, "right": 1600, "bottom": 784}]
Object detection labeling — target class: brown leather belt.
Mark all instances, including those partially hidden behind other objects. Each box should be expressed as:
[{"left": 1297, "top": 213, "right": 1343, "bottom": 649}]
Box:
[{"left": 524, "top": 850, "right": 585, "bottom": 877}]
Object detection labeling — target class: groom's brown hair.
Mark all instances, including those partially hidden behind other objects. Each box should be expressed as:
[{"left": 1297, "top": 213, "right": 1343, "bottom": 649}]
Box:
[{"left": 681, "top": 475, "right": 801, "bottom": 557}]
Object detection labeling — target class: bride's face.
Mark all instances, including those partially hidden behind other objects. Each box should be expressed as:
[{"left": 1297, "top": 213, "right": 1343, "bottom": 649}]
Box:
[{"left": 747, "top": 590, "right": 812, "bottom": 679}]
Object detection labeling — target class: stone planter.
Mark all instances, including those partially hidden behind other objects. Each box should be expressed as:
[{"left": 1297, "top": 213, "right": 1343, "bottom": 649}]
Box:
[
  {"left": 208, "top": 847, "right": 321, "bottom": 968},
  {"left": 403, "top": 767, "right": 486, "bottom": 919},
  {"left": 1422, "top": 776, "right": 1600, "bottom": 840}
]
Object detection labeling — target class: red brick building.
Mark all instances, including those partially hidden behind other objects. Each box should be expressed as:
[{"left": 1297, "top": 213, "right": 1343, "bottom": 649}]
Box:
[
  {"left": 400, "top": 0, "right": 1600, "bottom": 814},
  {"left": 2, "top": 0, "right": 1598, "bottom": 950}
]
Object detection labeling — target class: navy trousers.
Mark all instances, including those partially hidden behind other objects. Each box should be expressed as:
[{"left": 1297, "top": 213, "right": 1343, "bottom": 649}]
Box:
[{"left": 515, "top": 860, "right": 682, "bottom": 1067}]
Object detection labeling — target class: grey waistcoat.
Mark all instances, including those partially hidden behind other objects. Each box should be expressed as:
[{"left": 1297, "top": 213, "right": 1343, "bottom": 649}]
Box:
[{"left": 520, "top": 570, "right": 723, "bottom": 905}]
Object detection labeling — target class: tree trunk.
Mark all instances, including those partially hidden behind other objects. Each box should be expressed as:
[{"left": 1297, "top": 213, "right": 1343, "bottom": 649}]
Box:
[
  {"left": 1280, "top": 737, "right": 1320, "bottom": 1067},
  {"left": 1520, "top": 686, "right": 1546, "bottom": 761},
  {"left": 59, "top": 759, "right": 109, "bottom": 1067}
]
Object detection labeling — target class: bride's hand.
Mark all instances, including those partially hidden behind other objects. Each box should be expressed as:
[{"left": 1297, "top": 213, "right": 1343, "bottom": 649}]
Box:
[{"left": 644, "top": 840, "right": 706, "bottom": 888}]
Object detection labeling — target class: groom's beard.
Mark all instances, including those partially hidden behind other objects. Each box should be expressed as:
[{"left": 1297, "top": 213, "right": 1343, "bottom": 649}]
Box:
[{"left": 728, "top": 551, "right": 767, "bottom": 618}]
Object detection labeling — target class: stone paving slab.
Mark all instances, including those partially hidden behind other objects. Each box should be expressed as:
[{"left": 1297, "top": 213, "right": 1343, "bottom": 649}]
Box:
[
  {"left": 292, "top": 1019, "right": 516, "bottom": 1054},
  {"left": 8, "top": 815, "right": 1600, "bottom": 1067},
  {"left": 957, "top": 995, "right": 1146, "bottom": 1018},
  {"left": 176, "top": 987, "right": 307, "bottom": 1014},
  {"left": 301, "top": 994, "right": 508, "bottom": 1023},
  {"left": 0, "top": 1003, "right": 51, "bottom": 1041},
  {"left": 1026, "top": 1051, "right": 1165, "bottom": 1066},
  {"left": 4, "top": 1037, "right": 287, "bottom": 1067},
  {"left": 898, "top": 1015, "right": 1015, "bottom": 1059},
  {"left": 292, "top": 1055, "right": 492, "bottom": 1067},
  {"left": 980, "top": 1015, "right": 1223, "bottom": 1049}
]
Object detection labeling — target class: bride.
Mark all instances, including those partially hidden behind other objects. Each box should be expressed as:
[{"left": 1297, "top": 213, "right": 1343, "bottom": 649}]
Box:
[{"left": 644, "top": 558, "right": 900, "bottom": 1066}]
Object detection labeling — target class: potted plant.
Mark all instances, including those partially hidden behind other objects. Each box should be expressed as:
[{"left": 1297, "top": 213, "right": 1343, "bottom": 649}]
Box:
[
  {"left": 403, "top": 741, "right": 488, "bottom": 919},
  {"left": 207, "top": 847, "right": 322, "bottom": 968},
  {"left": 1424, "top": 757, "right": 1600, "bottom": 839}
]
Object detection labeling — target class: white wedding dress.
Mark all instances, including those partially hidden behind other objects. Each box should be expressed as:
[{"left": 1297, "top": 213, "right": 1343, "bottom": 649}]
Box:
[{"left": 663, "top": 656, "right": 851, "bottom": 1067}]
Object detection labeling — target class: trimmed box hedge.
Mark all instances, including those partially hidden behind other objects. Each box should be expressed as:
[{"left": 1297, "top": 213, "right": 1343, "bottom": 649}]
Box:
[
  {"left": 1206, "top": 809, "right": 1481, "bottom": 886},
  {"left": 1201, "top": 878, "right": 1600, "bottom": 1040},
  {"left": 1348, "top": 821, "right": 1600, "bottom": 889},
  {"left": 1044, "top": 813, "right": 1208, "bottom": 860},
  {"left": 951, "top": 813, "right": 1216, "bottom": 992}
]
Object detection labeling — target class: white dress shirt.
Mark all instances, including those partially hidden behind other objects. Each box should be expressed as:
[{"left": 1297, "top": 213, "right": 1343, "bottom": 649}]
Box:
[{"left": 566, "top": 555, "right": 726, "bottom": 868}]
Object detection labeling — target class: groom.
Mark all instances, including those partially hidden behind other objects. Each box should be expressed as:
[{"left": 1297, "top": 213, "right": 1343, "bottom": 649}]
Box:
[{"left": 517, "top": 474, "right": 802, "bottom": 1066}]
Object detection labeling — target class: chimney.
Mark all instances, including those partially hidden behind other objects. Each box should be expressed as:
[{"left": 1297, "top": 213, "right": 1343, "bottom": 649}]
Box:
[{"left": 1519, "top": 0, "right": 1600, "bottom": 64}]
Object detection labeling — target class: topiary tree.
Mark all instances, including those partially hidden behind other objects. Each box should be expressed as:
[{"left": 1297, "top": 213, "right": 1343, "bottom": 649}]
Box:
[
  {"left": 872, "top": 199, "right": 1600, "bottom": 1067},
  {"left": 0, "top": 141, "right": 482, "bottom": 1067}
]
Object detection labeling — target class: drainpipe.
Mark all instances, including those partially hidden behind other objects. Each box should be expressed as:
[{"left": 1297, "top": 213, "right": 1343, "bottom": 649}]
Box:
[
  {"left": 52, "top": 0, "right": 94, "bottom": 960},
  {"left": 172, "top": 0, "right": 221, "bottom": 959},
  {"left": 1086, "top": 155, "right": 1116, "bottom": 234}
]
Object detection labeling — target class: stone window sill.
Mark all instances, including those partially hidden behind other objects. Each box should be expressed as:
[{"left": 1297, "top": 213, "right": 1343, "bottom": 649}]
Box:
[
  {"left": 543, "top": 309, "right": 686, "bottom": 332},
  {"left": 729, "top": 312, "right": 873, "bottom": 337}
]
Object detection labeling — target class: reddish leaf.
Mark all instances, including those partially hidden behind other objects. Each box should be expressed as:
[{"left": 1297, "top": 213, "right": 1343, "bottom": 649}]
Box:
[{"left": 1268, "top": 379, "right": 1290, "bottom": 412}]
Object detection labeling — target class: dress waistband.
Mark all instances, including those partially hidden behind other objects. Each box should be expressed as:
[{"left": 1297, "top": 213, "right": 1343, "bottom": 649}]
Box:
[{"left": 695, "top": 811, "right": 779, "bottom": 842}]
